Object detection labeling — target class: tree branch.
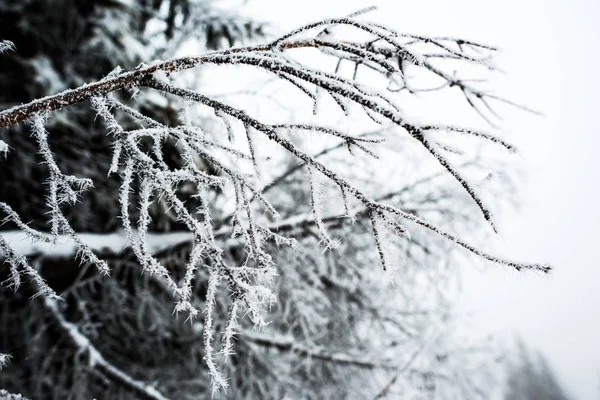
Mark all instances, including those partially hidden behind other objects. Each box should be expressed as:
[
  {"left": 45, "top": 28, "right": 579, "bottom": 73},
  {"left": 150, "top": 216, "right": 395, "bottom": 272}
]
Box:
[
  {"left": 41, "top": 290, "right": 171, "bottom": 400},
  {"left": 243, "top": 331, "right": 395, "bottom": 370}
]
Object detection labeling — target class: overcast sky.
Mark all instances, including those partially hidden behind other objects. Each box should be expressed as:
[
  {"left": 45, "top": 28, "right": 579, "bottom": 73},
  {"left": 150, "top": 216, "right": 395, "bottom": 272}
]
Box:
[{"left": 238, "top": 0, "right": 600, "bottom": 398}]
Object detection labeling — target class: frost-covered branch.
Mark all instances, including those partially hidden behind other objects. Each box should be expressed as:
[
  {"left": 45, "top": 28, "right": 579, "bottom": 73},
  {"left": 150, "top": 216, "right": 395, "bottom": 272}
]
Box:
[
  {"left": 144, "top": 77, "right": 549, "bottom": 272},
  {"left": 0, "top": 12, "right": 548, "bottom": 394}
]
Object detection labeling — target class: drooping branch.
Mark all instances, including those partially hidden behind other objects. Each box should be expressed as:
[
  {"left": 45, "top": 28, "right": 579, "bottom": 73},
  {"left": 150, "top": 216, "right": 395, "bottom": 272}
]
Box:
[
  {"left": 0, "top": 14, "right": 550, "bottom": 394},
  {"left": 41, "top": 290, "right": 171, "bottom": 400},
  {"left": 143, "top": 77, "right": 550, "bottom": 273}
]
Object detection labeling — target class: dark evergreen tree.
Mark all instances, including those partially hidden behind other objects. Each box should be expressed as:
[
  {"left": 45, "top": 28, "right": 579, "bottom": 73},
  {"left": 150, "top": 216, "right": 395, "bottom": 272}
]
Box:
[{"left": 0, "top": 2, "right": 266, "bottom": 398}]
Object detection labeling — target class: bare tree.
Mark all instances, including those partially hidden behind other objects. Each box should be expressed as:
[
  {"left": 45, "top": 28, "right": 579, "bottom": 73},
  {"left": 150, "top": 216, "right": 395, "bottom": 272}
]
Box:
[{"left": 0, "top": 3, "right": 549, "bottom": 399}]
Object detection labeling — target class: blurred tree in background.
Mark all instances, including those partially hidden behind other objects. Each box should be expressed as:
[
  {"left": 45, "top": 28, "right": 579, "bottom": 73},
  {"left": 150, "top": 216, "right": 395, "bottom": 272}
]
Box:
[{"left": 504, "top": 341, "right": 572, "bottom": 400}]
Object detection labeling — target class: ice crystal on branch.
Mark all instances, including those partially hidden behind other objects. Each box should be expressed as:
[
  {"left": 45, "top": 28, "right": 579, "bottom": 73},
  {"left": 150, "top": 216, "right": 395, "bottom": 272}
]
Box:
[
  {"left": 0, "top": 40, "right": 14, "bottom": 54},
  {"left": 0, "top": 354, "right": 10, "bottom": 369}
]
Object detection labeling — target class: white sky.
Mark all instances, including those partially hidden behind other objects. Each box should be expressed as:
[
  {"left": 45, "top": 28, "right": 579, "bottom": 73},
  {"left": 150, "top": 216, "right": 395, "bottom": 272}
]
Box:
[{"left": 237, "top": 0, "right": 600, "bottom": 398}]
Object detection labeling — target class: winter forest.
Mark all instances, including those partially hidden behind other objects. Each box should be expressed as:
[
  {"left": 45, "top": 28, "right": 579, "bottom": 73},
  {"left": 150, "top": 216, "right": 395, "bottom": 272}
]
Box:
[{"left": 0, "top": 1, "right": 577, "bottom": 399}]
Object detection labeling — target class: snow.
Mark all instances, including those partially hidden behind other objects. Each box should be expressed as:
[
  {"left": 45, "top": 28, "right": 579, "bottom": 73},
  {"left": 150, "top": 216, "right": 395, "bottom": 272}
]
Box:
[{"left": 0, "top": 230, "right": 194, "bottom": 258}]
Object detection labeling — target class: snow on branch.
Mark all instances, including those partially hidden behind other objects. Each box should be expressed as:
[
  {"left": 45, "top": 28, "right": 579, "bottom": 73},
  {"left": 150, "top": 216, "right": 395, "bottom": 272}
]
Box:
[
  {"left": 0, "top": 11, "right": 550, "bottom": 393},
  {"left": 41, "top": 290, "right": 171, "bottom": 400}
]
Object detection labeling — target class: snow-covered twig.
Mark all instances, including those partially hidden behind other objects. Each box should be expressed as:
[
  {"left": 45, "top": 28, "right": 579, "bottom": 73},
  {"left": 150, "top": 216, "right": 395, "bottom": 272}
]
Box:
[{"left": 41, "top": 291, "right": 171, "bottom": 400}]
